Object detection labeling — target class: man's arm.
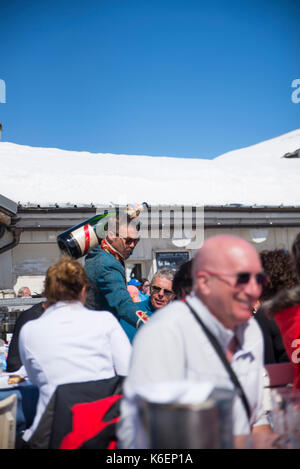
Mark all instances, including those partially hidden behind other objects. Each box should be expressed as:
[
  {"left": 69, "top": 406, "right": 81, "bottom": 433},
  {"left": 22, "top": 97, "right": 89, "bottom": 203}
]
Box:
[{"left": 97, "top": 262, "right": 149, "bottom": 327}]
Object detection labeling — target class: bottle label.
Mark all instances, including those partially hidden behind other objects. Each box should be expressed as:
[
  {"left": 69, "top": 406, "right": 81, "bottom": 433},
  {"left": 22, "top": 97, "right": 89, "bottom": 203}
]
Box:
[{"left": 71, "top": 224, "right": 99, "bottom": 256}]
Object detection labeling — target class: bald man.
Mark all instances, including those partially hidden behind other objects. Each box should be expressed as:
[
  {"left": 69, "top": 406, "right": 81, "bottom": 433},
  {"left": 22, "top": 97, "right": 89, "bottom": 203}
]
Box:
[{"left": 117, "top": 235, "right": 272, "bottom": 448}]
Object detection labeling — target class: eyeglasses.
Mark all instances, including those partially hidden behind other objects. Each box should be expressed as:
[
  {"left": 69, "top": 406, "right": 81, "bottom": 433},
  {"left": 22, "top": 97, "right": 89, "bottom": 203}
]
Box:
[
  {"left": 203, "top": 270, "right": 269, "bottom": 288},
  {"left": 118, "top": 235, "right": 140, "bottom": 246},
  {"left": 151, "top": 285, "right": 174, "bottom": 297}
]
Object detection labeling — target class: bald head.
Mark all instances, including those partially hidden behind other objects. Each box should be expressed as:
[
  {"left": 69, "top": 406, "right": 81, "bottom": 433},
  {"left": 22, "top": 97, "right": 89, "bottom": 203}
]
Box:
[
  {"left": 193, "top": 235, "right": 263, "bottom": 330},
  {"left": 193, "top": 235, "right": 261, "bottom": 280}
]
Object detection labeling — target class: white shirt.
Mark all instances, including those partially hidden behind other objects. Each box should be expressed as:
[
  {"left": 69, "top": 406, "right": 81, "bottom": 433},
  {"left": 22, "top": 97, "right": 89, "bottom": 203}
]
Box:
[
  {"left": 117, "top": 294, "right": 268, "bottom": 448},
  {"left": 19, "top": 301, "right": 132, "bottom": 441}
]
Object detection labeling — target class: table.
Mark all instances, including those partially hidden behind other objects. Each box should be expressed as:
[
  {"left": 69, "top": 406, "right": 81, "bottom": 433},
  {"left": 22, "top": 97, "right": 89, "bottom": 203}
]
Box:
[{"left": 0, "top": 379, "right": 39, "bottom": 436}]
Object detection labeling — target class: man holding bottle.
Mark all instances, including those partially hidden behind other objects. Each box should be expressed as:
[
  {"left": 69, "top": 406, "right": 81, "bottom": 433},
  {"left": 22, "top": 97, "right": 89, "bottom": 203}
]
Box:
[{"left": 85, "top": 211, "right": 151, "bottom": 342}]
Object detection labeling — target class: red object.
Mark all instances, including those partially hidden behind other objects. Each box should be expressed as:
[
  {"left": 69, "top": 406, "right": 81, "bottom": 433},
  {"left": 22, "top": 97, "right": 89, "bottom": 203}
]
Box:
[
  {"left": 275, "top": 305, "right": 300, "bottom": 388},
  {"left": 60, "top": 394, "right": 122, "bottom": 449},
  {"left": 83, "top": 224, "right": 90, "bottom": 255}
]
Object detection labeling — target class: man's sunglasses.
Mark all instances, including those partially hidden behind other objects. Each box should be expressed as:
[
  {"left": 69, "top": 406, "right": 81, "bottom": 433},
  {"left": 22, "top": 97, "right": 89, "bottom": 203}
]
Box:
[
  {"left": 118, "top": 235, "right": 140, "bottom": 246},
  {"left": 151, "top": 285, "right": 174, "bottom": 297},
  {"left": 204, "top": 270, "right": 269, "bottom": 288}
]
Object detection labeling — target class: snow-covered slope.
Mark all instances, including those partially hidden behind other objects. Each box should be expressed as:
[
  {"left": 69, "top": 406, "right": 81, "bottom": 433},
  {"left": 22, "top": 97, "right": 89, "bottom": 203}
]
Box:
[{"left": 1, "top": 129, "right": 300, "bottom": 207}]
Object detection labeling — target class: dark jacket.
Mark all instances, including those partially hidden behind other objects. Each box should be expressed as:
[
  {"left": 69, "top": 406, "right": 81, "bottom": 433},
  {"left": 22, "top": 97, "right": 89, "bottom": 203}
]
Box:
[
  {"left": 253, "top": 308, "right": 289, "bottom": 364},
  {"left": 6, "top": 302, "right": 44, "bottom": 372},
  {"left": 85, "top": 247, "right": 148, "bottom": 340},
  {"left": 123, "top": 296, "right": 156, "bottom": 343},
  {"left": 21, "top": 375, "right": 124, "bottom": 449}
]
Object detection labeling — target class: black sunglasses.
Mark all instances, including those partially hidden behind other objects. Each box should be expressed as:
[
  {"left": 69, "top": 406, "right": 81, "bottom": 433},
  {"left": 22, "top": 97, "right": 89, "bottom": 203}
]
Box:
[
  {"left": 118, "top": 235, "right": 140, "bottom": 246},
  {"left": 234, "top": 272, "right": 269, "bottom": 287},
  {"left": 151, "top": 285, "right": 174, "bottom": 297},
  {"left": 204, "top": 270, "right": 269, "bottom": 288}
]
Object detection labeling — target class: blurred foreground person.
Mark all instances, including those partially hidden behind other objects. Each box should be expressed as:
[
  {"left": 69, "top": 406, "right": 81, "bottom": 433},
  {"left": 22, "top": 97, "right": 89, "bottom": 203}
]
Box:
[
  {"left": 118, "top": 235, "right": 272, "bottom": 448},
  {"left": 19, "top": 256, "right": 131, "bottom": 444},
  {"left": 262, "top": 235, "right": 300, "bottom": 387}
]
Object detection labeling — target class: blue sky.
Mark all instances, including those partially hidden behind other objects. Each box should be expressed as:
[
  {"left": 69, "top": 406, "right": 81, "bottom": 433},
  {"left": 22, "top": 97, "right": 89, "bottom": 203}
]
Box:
[{"left": 0, "top": 0, "right": 299, "bottom": 158}]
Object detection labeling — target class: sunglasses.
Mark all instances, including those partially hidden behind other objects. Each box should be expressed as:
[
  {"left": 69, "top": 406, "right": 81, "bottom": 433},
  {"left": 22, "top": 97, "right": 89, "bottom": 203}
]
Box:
[
  {"left": 204, "top": 270, "right": 269, "bottom": 288},
  {"left": 151, "top": 285, "right": 174, "bottom": 297},
  {"left": 118, "top": 235, "right": 140, "bottom": 246}
]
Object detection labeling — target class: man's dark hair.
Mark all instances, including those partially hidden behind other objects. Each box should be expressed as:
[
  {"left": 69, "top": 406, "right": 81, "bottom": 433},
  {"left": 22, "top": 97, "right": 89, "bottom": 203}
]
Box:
[{"left": 173, "top": 259, "right": 193, "bottom": 300}]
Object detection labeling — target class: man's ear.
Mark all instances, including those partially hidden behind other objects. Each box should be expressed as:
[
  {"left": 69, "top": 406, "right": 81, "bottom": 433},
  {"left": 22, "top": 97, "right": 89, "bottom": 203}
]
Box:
[
  {"left": 195, "top": 271, "right": 211, "bottom": 296},
  {"left": 106, "top": 230, "right": 115, "bottom": 243},
  {"left": 78, "top": 285, "right": 87, "bottom": 304}
]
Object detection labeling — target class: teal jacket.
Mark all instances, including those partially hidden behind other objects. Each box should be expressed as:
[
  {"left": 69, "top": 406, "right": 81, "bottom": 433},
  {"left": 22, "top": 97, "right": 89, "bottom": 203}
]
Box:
[{"left": 85, "top": 246, "right": 148, "bottom": 341}]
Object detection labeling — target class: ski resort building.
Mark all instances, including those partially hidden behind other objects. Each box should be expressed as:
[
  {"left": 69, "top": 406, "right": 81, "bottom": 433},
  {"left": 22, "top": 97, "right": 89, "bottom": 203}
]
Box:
[{"left": 1, "top": 128, "right": 300, "bottom": 294}]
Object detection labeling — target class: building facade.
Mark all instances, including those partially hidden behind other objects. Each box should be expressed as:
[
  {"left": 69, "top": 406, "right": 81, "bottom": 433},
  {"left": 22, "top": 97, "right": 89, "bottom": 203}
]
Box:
[{"left": 1, "top": 202, "right": 300, "bottom": 294}]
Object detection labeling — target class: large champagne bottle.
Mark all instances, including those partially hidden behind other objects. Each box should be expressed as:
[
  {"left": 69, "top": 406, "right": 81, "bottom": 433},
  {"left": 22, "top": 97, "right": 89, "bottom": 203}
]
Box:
[{"left": 57, "top": 203, "right": 146, "bottom": 259}]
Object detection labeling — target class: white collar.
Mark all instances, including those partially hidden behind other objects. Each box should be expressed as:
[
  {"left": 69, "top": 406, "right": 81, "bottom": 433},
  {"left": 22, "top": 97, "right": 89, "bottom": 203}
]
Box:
[{"left": 44, "top": 300, "right": 83, "bottom": 314}]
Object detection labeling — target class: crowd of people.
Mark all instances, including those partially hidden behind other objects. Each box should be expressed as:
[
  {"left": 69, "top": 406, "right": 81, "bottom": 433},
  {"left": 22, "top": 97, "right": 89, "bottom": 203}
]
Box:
[{"left": 5, "top": 209, "right": 300, "bottom": 449}]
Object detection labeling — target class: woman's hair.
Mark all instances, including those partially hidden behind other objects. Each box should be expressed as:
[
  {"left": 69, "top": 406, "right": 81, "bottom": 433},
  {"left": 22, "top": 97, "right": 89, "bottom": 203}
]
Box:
[
  {"left": 44, "top": 256, "right": 88, "bottom": 306},
  {"left": 259, "top": 249, "right": 298, "bottom": 302}
]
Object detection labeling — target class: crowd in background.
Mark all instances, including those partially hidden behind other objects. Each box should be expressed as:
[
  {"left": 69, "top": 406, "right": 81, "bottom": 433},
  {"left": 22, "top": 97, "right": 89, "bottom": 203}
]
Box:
[{"left": 4, "top": 211, "right": 300, "bottom": 448}]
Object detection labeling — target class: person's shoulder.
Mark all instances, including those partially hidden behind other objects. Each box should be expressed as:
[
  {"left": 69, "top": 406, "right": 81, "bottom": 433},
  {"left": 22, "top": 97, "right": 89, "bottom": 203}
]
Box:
[
  {"left": 85, "top": 247, "right": 123, "bottom": 279},
  {"left": 144, "top": 299, "right": 188, "bottom": 326},
  {"left": 85, "top": 245, "right": 101, "bottom": 257},
  {"left": 85, "top": 246, "right": 106, "bottom": 263},
  {"left": 15, "top": 302, "right": 44, "bottom": 326},
  {"left": 139, "top": 297, "right": 152, "bottom": 309},
  {"left": 132, "top": 301, "right": 187, "bottom": 348},
  {"left": 244, "top": 316, "right": 265, "bottom": 347},
  {"left": 163, "top": 299, "right": 190, "bottom": 316},
  {"left": 86, "top": 307, "right": 123, "bottom": 330},
  {"left": 19, "top": 311, "right": 40, "bottom": 340},
  {"left": 84, "top": 306, "right": 116, "bottom": 321}
]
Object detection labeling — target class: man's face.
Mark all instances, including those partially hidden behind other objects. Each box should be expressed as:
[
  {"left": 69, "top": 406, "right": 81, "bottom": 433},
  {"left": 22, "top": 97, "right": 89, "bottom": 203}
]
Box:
[
  {"left": 19, "top": 287, "right": 31, "bottom": 297},
  {"left": 195, "top": 245, "right": 265, "bottom": 330},
  {"left": 108, "top": 224, "right": 139, "bottom": 260},
  {"left": 150, "top": 276, "right": 175, "bottom": 310}
]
